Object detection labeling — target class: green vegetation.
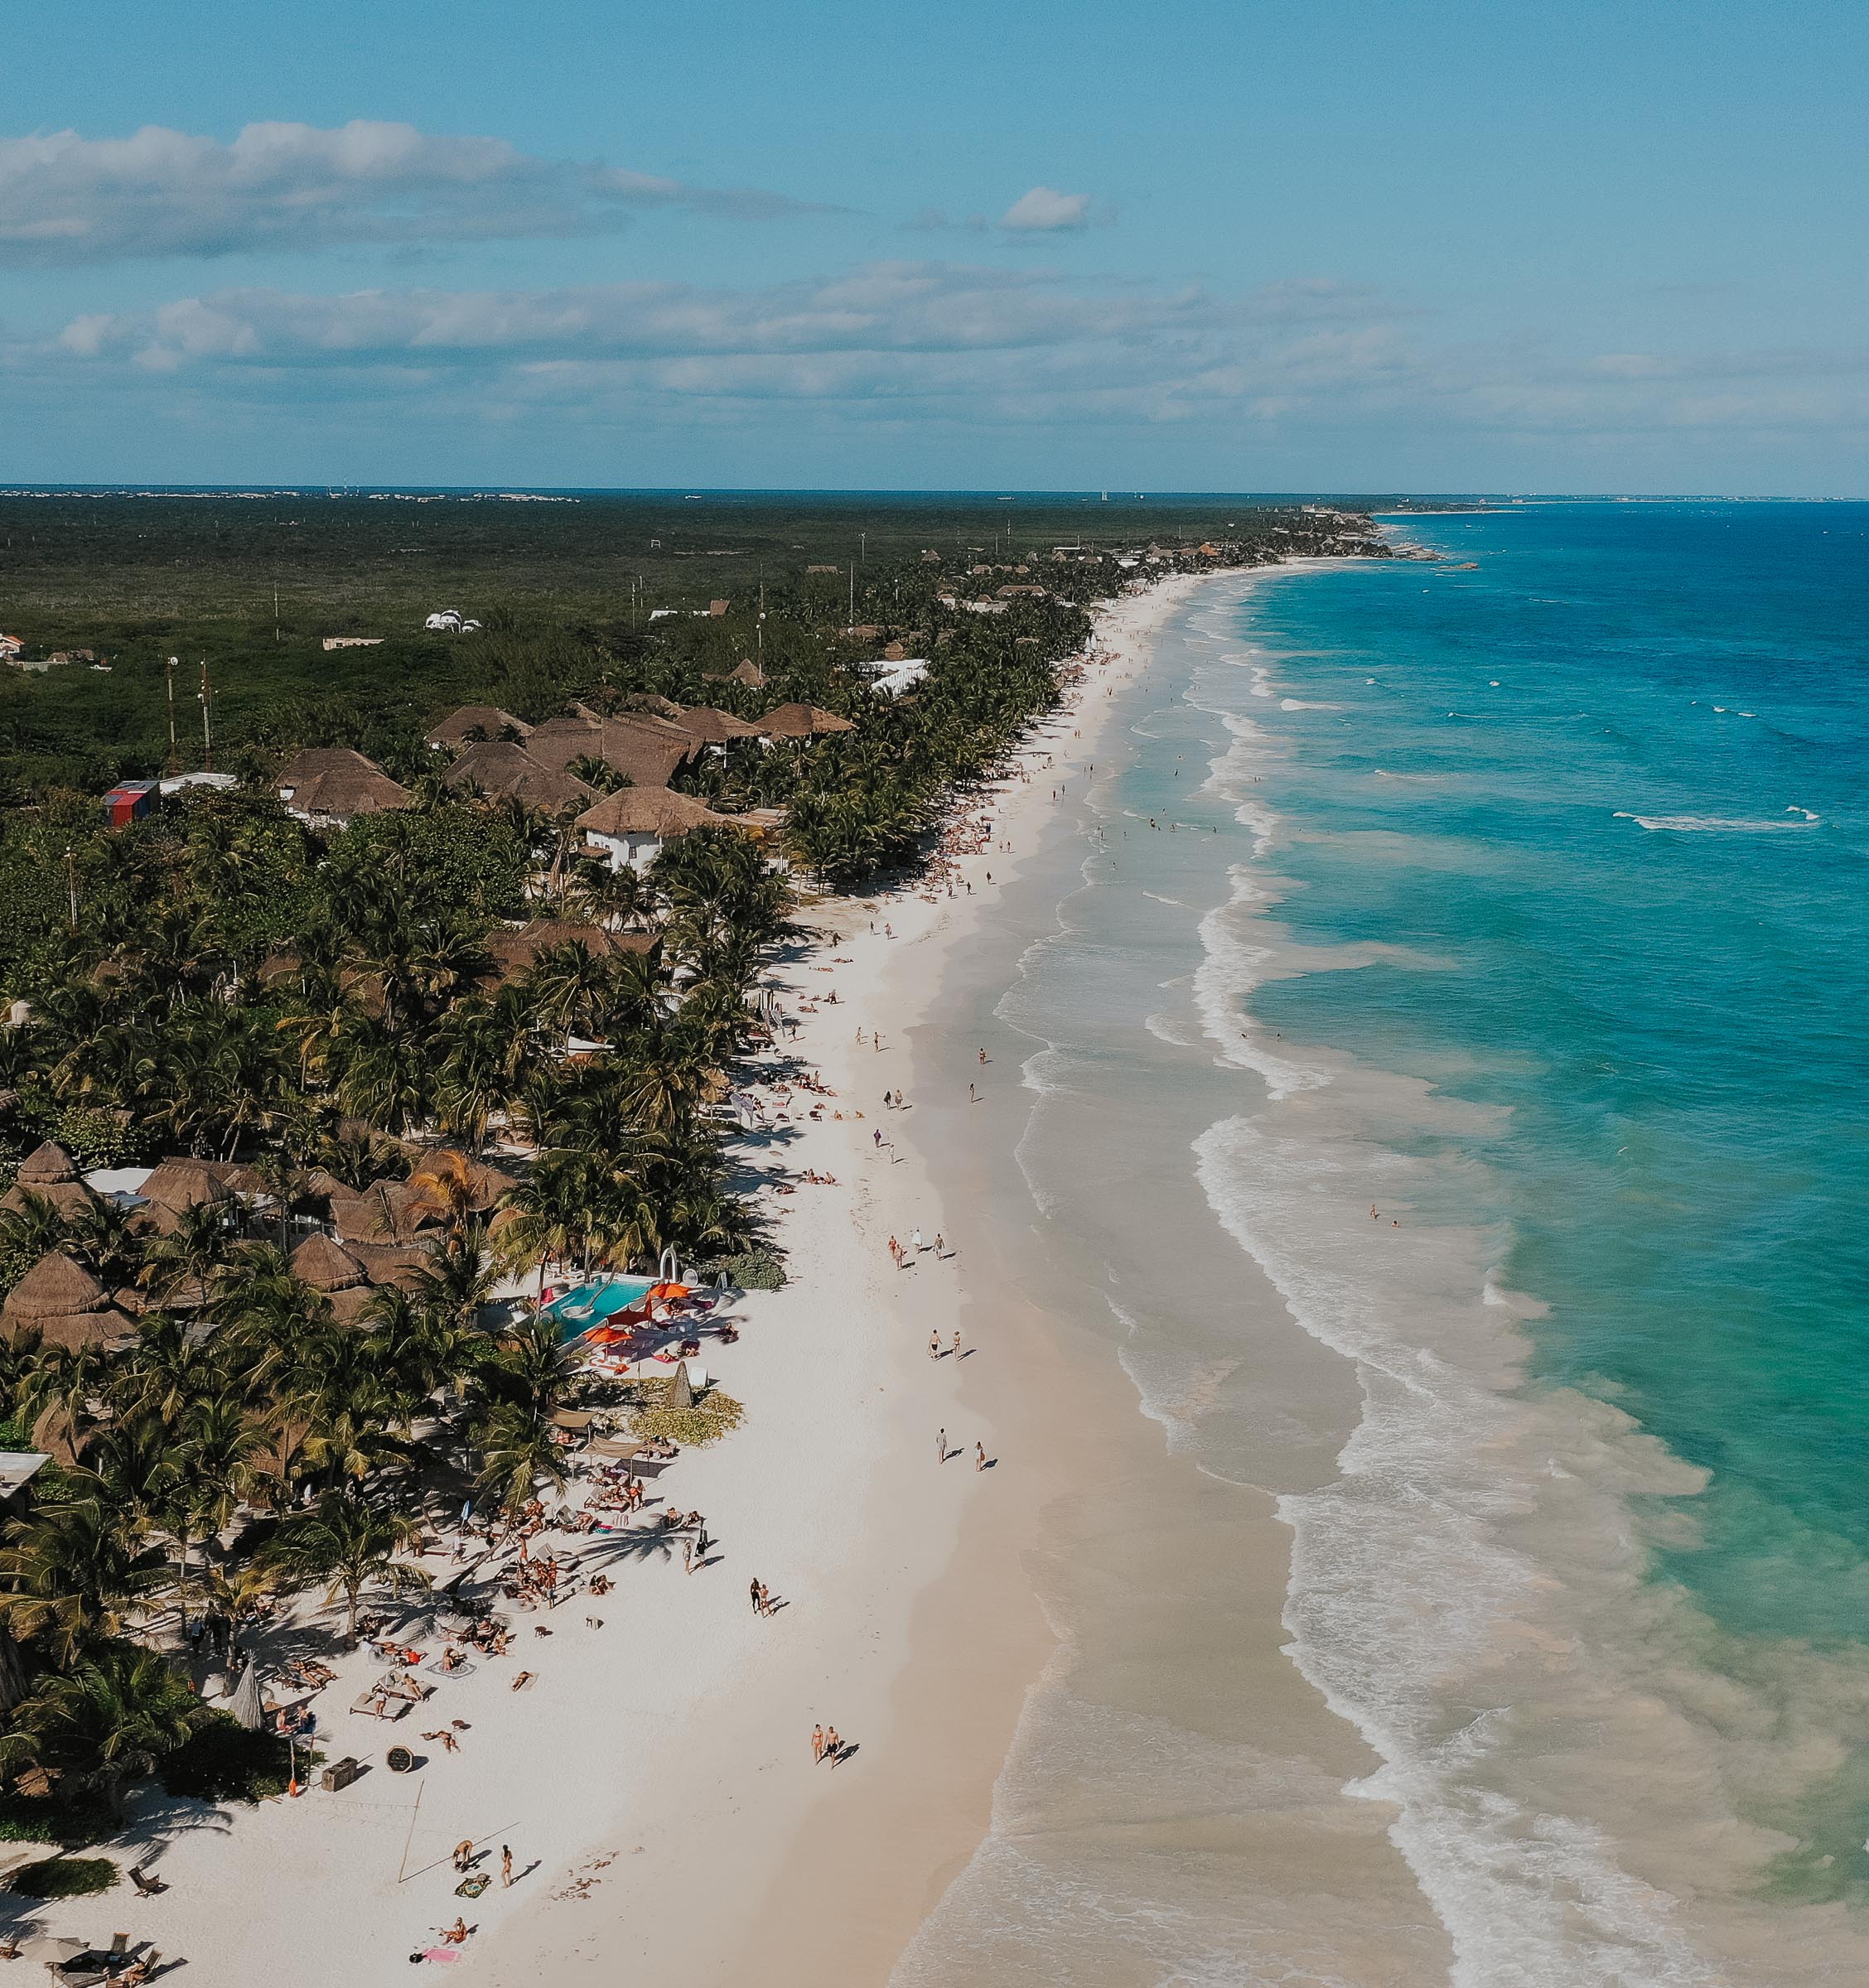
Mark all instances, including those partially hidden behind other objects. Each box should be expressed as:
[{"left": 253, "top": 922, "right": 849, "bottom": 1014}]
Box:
[
  {"left": 627, "top": 1383, "right": 746, "bottom": 1450},
  {"left": 0, "top": 488, "right": 1388, "bottom": 1830},
  {"left": 7, "top": 1853, "right": 119, "bottom": 1898},
  {"left": 159, "top": 1713, "right": 311, "bottom": 1805}
]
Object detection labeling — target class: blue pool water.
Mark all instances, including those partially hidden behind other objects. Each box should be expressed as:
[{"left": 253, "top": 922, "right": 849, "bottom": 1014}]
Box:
[{"left": 544, "top": 1276, "right": 658, "bottom": 1330}]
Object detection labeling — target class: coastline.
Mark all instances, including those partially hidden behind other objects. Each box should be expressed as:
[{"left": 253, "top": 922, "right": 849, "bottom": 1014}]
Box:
[{"left": 477, "top": 574, "right": 1228, "bottom": 1985}]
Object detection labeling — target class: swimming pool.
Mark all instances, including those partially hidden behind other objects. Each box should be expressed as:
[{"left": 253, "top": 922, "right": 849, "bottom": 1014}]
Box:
[{"left": 543, "top": 1276, "right": 658, "bottom": 1333}]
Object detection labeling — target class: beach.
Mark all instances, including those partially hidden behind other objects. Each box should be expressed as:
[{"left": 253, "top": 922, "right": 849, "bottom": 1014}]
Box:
[{"left": 13, "top": 569, "right": 1395, "bottom": 1986}]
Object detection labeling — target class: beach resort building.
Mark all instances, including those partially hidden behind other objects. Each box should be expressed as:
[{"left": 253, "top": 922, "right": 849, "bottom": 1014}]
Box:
[
  {"left": 275, "top": 747, "right": 413, "bottom": 828},
  {"left": 575, "top": 785, "right": 736, "bottom": 873}
]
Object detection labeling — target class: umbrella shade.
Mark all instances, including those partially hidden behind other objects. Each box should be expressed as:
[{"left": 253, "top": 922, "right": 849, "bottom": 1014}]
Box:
[
  {"left": 668, "top": 1361, "right": 693, "bottom": 1411},
  {"left": 20, "top": 1939, "right": 87, "bottom": 1963},
  {"left": 228, "top": 1658, "right": 265, "bottom": 1731}
]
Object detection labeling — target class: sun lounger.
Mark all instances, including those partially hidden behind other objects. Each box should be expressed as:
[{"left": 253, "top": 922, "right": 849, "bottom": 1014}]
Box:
[
  {"left": 350, "top": 1691, "right": 412, "bottom": 1720},
  {"left": 129, "top": 1866, "right": 167, "bottom": 1897}
]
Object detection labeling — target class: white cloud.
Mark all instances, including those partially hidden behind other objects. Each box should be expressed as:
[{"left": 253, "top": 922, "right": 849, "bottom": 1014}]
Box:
[
  {"left": 0, "top": 121, "right": 823, "bottom": 265},
  {"left": 999, "top": 186, "right": 1093, "bottom": 233},
  {"left": 25, "top": 262, "right": 1869, "bottom": 459}
]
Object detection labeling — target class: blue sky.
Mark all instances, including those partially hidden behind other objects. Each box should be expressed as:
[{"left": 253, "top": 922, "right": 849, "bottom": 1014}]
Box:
[{"left": 4, "top": 0, "right": 1865, "bottom": 492}]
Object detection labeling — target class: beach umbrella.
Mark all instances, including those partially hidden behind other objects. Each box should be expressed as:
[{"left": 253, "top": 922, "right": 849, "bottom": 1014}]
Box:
[
  {"left": 228, "top": 1658, "right": 264, "bottom": 1731},
  {"left": 668, "top": 1361, "right": 693, "bottom": 1411},
  {"left": 20, "top": 1938, "right": 86, "bottom": 1965}
]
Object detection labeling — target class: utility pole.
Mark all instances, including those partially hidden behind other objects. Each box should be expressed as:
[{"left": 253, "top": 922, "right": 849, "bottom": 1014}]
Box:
[
  {"left": 65, "top": 847, "right": 78, "bottom": 934},
  {"left": 165, "top": 656, "right": 179, "bottom": 773},
  {"left": 198, "top": 659, "right": 214, "bottom": 771},
  {"left": 848, "top": 565, "right": 855, "bottom": 632},
  {"left": 273, "top": 580, "right": 281, "bottom": 644}
]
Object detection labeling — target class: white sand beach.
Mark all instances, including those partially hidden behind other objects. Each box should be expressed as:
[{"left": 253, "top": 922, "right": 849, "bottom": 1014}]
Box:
[{"left": 0, "top": 578, "right": 1218, "bottom": 1987}]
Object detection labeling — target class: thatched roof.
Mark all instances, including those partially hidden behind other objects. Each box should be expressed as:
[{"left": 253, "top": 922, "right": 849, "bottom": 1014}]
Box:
[
  {"left": 664, "top": 703, "right": 761, "bottom": 746},
  {"left": 443, "top": 741, "right": 596, "bottom": 815},
  {"left": 0, "top": 1252, "right": 134, "bottom": 1352},
  {"left": 2, "top": 1251, "right": 106, "bottom": 1320},
  {"left": 703, "top": 659, "right": 768, "bottom": 689},
  {"left": 575, "top": 786, "right": 733, "bottom": 841},
  {"left": 275, "top": 747, "right": 413, "bottom": 824},
  {"left": 331, "top": 1180, "right": 437, "bottom": 1247},
  {"left": 345, "top": 1240, "right": 437, "bottom": 1291},
  {"left": 481, "top": 919, "right": 659, "bottom": 986},
  {"left": 17, "top": 1141, "right": 80, "bottom": 1185},
  {"left": 139, "top": 1160, "right": 233, "bottom": 1214},
  {"left": 756, "top": 702, "right": 857, "bottom": 739},
  {"left": 303, "top": 1167, "right": 365, "bottom": 1206},
  {"left": 1, "top": 1180, "right": 101, "bottom": 1223},
  {"left": 427, "top": 705, "right": 532, "bottom": 750},
  {"left": 523, "top": 715, "right": 689, "bottom": 786},
  {"left": 288, "top": 1232, "right": 368, "bottom": 1292}
]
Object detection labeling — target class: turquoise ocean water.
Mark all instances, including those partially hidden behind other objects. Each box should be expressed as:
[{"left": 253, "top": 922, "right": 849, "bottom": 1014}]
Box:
[
  {"left": 899, "top": 506, "right": 1868, "bottom": 1986},
  {"left": 1199, "top": 502, "right": 1869, "bottom": 1968}
]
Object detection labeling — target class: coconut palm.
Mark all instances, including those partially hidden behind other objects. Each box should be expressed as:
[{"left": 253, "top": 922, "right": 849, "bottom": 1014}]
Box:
[
  {"left": 261, "top": 1489, "right": 430, "bottom": 1644},
  {"left": 0, "top": 1646, "right": 199, "bottom": 1818},
  {"left": 0, "top": 1477, "right": 168, "bottom": 1667}
]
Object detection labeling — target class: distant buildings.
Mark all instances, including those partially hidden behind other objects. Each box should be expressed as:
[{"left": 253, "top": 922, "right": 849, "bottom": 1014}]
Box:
[
  {"left": 100, "top": 780, "right": 158, "bottom": 828},
  {"left": 423, "top": 609, "right": 483, "bottom": 634},
  {"left": 322, "top": 636, "right": 384, "bottom": 651},
  {"left": 275, "top": 746, "right": 413, "bottom": 827}
]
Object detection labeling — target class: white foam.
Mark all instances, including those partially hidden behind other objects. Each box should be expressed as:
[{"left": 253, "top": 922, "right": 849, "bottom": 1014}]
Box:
[{"left": 1613, "top": 812, "right": 1819, "bottom": 832}]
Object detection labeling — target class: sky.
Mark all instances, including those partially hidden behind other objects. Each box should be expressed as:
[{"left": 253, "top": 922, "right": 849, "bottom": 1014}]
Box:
[{"left": 2, "top": 0, "right": 1866, "bottom": 494}]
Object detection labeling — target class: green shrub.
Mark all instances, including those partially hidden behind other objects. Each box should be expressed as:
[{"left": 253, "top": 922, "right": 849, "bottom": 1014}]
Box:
[
  {"left": 705, "top": 1247, "right": 785, "bottom": 1291},
  {"left": 0, "top": 1791, "right": 114, "bottom": 1848},
  {"left": 50, "top": 1107, "right": 146, "bottom": 1170},
  {"left": 8, "top": 1855, "right": 118, "bottom": 1898},
  {"left": 628, "top": 1384, "right": 745, "bottom": 1449},
  {"left": 159, "top": 1715, "right": 313, "bottom": 1806}
]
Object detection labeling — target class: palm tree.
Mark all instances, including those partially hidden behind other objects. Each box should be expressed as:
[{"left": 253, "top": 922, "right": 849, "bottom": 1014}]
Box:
[
  {"left": 0, "top": 1646, "right": 199, "bottom": 1818},
  {"left": 473, "top": 1402, "right": 567, "bottom": 1517},
  {"left": 261, "top": 1490, "right": 430, "bottom": 1644},
  {"left": 0, "top": 1477, "right": 168, "bottom": 1667}
]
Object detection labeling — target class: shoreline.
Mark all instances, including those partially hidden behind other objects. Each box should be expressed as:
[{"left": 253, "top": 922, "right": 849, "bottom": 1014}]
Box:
[{"left": 476, "top": 574, "right": 1223, "bottom": 1985}]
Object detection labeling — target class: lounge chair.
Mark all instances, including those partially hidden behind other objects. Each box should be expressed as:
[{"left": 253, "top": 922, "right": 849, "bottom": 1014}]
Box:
[{"left": 129, "top": 1866, "right": 168, "bottom": 1897}]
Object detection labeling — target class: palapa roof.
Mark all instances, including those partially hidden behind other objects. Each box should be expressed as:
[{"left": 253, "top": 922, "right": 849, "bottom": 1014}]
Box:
[
  {"left": 1, "top": 1180, "right": 101, "bottom": 1223},
  {"left": 443, "top": 741, "right": 596, "bottom": 815},
  {"left": 427, "top": 705, "right": 533, "bottom": 750},
  {"left": 288, "top": 1231, "right": 368, "bottom": 1292},
  {"left": 3, "top": 1251, "right": 107, "bottom": 1320},
  {"left": 703, "top": 659, "right": 769, "bottom": 689},
  {"left": 664, "top": 702, "right": 760, "bottom": 746},
  {"left": 331, "top": 1180, "right": 437, "bottom": 1247},
  {"left": 1, "top": 1250, "right": 136, "bottom": 1351},
  {"left": 524, "top": 714, "right": 696, "bottom": 789},
  {"left": 345, "top": 1239, "right": 438, "bottom": 1292},
  {"left": 756, "top": 702, "right": 857, "bottom": 739},
  {"left": 275, "top": 747, "right": 413, "bottom": 823},
  {"left": 138, "top": 1160, "right": 233, "bottom": 1214},
  {"left": 575, "top": 786, "right": 735, "bottom": 841},
  {"left": 481, "top": 919, "right": 659, "bottom": 985},
  {"left": 17, "top": 1141, "right": 80, "bottom": 1185},
  {"left": 405, "top": 1150, "right": 517, "bottom": 1214}
]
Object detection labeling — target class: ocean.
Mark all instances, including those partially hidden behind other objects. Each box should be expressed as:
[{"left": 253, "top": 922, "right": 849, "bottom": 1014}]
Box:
[{"left": 896, "top": 504, "right": 1869, "bottom": 1987}]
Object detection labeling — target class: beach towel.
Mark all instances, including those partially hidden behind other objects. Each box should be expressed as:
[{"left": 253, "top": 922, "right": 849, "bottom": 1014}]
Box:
[{"left": 454, "top": 1875, "right": 490, "bottom": 1899}]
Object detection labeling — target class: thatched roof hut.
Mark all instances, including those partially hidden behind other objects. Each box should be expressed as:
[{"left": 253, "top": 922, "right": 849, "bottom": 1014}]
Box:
[
  {"left": 16, "top": 1141, "right": 80, "bottom": 1185},
  {"left": 1, "top": 1251, "right": 137, "bottom": 1351},
  {"left": 287, "top": 1232, "right": 368, "bottom": 1293}
]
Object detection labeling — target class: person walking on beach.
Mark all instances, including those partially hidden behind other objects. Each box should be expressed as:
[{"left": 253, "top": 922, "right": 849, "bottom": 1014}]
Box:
[
  {"left": 751, "top": 1578, "right": 762, "bottom": 1614},
  {"left": 975, "top": 1441, "right": 988, "bottom": 1472},
  {"left": 500, "top": 1846, "right": 514, "bottom": 1889},
  {"left": 757, "top": 1580, "right": 772, "bottom": 1615},
  {"left": 930, "top": 1329, "right": 941, "bottom": 1362},
  {"left": 954, "top": 1329, "right": 963, "bottom": 1359},
  {"left": 934, "top": 1233, "right": 945, "bottom": 1257},
  {"left": 683, "top": 1537, "right": 695, "bottom": 1575},
  {"left": 824, "top": 1725, "right": 843, "bottom": 1765},
  {"left": 937, "top": 1426, "right": 948, "bottom": 1464},
  {"left": 969, "top": 1082, "right": 976, "bottom": 1103},
  {"left": 812, "top": 1723, "right": 826, "bottom": 1764}
]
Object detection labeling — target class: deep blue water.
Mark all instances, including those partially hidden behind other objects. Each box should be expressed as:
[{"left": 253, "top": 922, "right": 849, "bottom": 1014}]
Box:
[{"left": 1240, "top": 502, "right": 1869, "bottom": 1647}]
